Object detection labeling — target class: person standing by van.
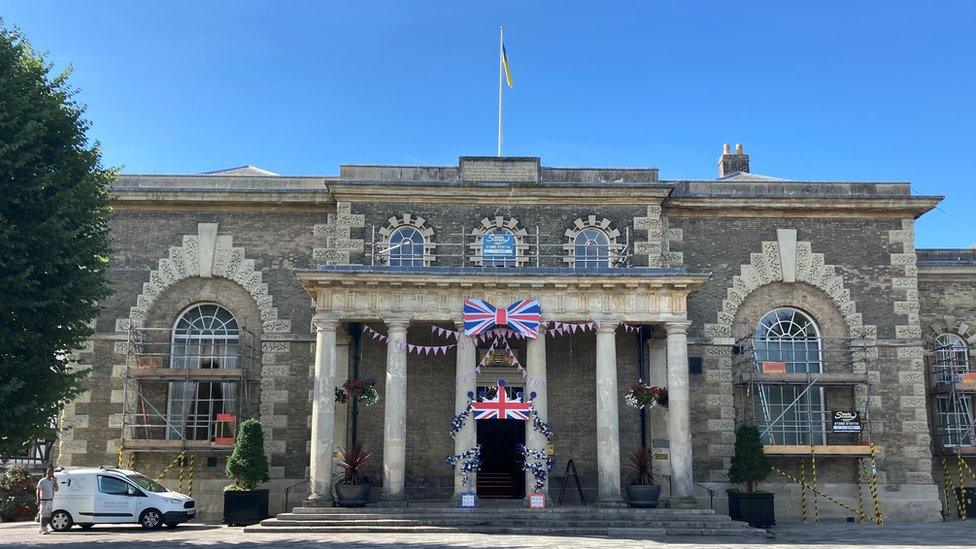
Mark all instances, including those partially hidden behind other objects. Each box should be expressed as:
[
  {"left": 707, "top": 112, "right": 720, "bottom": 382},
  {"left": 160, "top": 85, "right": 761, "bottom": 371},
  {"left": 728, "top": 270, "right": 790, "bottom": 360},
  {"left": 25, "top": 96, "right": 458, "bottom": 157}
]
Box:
[{"left": 36, "top": 468, "right": 57, "bottom": 535}]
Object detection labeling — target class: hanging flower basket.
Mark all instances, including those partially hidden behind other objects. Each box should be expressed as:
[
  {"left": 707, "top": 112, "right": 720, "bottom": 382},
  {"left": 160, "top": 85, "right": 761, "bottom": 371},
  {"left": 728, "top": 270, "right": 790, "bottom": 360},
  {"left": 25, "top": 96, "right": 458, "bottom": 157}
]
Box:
[
  {"left": 335, "top": 379, "right": 380, "bottom": 406},
  {"left": 624, "top": 380, "right": 668, "bottom": 409}
]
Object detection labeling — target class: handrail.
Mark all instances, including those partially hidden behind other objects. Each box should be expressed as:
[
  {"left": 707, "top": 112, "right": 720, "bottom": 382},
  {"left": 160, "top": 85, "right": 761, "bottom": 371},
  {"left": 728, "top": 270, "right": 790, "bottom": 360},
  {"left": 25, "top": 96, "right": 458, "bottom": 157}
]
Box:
[
  {"left": 652, "top": 473, "right": 715, "bottom": 510},
  {"left": 283, "top": 479, "right": 309, "bottom": 512}
]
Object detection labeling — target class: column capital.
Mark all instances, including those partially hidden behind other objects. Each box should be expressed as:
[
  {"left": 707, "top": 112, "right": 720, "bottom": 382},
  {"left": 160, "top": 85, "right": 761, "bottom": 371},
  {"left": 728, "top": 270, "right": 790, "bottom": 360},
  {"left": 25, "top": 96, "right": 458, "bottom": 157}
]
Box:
[
  {"left": 385, "top": 318, "right": 410, "bottom": 333},
  {"left": 665, "top": 320, "right": 692, "bottom": 335},
  {"left": 312, "top": 314, "right": 339, "bottom": 332},
  {"left": 595, "top": 320, "right": 620, "bottom": 334}
]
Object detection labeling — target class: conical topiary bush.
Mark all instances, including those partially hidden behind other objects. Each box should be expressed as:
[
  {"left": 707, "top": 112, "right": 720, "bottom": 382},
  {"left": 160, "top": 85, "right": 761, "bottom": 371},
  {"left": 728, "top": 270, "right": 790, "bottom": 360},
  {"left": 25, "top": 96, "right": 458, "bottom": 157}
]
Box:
[
  {"left": 225, "top": 418, "right": 269, "bottom": 491},
  {"left": 728, "top": 424, "right": 772, "bottom": 493}
]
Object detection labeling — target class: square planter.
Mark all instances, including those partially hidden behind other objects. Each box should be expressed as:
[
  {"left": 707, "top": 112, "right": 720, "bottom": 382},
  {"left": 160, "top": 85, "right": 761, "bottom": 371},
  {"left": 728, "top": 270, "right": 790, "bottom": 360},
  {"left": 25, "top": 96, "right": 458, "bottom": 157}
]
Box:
[
  {"left": 223, "top": 489, "right": 269, "bottom": 526},
  {"left": 728, "top": 491, "right": 775, "bottom": 528}
]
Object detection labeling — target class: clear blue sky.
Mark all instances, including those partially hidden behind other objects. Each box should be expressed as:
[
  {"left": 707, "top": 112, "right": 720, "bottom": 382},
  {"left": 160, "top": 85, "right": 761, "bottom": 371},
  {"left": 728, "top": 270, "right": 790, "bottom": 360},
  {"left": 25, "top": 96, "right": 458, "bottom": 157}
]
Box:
[{"left": 4, "top": 1, "right": 974, "bottom": 247}]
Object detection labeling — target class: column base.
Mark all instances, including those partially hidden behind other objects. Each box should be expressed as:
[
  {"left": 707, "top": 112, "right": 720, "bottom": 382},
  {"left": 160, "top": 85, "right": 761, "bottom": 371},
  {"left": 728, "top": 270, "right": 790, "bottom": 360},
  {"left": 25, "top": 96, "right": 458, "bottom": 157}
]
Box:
[
  {"left": 596, "top": 498, "right": 627, "bottom": 508},
  {"left": 303, "top": 495, "right": 334, "bottom": 508},
  {"left": 378, "top": 494, "right": 408, "bottom": 507},
  {"left": 669, "top": 496, "right": 698, "bottom": 509}
]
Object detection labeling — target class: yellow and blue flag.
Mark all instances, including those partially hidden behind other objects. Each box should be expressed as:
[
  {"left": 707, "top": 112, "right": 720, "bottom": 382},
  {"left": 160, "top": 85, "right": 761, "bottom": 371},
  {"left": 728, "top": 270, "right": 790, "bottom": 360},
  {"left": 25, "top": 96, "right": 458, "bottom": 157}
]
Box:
[{"left": 502, "top": 44, "right": 513, "bottom": 88}]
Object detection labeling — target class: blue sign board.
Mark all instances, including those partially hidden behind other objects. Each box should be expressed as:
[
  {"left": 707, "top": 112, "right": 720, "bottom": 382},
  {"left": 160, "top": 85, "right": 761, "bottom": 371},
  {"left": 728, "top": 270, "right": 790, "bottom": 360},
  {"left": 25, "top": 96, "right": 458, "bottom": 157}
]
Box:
[{"left": 482, "top": 229, "right": 516, "bottom": 259}]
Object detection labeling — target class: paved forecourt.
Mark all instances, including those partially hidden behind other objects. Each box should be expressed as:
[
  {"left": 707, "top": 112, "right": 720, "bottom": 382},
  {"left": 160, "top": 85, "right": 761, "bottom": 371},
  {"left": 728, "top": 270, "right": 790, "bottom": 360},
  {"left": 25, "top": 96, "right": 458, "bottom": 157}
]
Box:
[{"left": 0, "top": 521, "right": 974, "bottom": 548}]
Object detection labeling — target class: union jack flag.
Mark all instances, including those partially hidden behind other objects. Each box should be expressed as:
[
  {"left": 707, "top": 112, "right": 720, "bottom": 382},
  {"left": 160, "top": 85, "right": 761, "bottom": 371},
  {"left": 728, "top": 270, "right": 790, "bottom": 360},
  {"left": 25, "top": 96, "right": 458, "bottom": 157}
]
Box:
[
  {"left": 462, "top": 298, "right": 541, "bottom": 338},
  {"left": 472, "top": 384, "right": 532, "bottom": 421}
]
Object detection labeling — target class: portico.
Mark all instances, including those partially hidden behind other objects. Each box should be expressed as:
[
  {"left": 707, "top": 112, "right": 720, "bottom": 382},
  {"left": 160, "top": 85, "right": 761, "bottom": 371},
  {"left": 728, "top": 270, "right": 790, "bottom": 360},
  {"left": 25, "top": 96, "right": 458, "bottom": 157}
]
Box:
[{"left": 297, "top": 266, "right": 708, "bottom": 507}]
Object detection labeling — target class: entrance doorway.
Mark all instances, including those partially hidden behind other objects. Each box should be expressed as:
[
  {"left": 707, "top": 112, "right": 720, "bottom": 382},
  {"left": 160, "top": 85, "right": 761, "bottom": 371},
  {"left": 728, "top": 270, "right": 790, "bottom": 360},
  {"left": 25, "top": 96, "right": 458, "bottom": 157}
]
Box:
[{"left": 475, "top": 385, "right": 526, "bottom": 498}]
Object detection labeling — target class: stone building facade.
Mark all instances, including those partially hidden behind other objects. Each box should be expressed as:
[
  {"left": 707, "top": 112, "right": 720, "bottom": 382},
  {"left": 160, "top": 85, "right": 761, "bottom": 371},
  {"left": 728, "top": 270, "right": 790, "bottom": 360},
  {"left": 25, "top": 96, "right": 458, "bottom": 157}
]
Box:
[{"left": 55, "top": 148, "right": 976, "bottom": 523}]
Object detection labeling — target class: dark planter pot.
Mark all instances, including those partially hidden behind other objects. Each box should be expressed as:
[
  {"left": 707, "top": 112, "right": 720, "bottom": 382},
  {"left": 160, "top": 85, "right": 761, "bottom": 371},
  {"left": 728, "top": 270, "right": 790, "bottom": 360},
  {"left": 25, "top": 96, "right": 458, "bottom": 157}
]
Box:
[
  {"left": 223, "top": 489, "right": 269, "bottom": 526},
  {"left": 335, "top": 483, "right": 371, "bottom": 507},
  {"left": 625, "top": 484, "right": 662, "bottom": 508},
  {"left": 728, "top": 491, "right": 775, "bottom": 528}
]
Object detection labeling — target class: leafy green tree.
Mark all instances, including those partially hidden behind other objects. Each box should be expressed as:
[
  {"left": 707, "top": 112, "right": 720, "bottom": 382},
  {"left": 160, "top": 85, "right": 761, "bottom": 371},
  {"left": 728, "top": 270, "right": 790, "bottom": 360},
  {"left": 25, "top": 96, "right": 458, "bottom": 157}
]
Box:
[
  {"left": 226, "top": 419, "right": 270, "bottom": 491},
  {"left": 728, "top": 424, "right": 772, "bottom": 493},
  {"left": 0, "top": 21, "right": 114, "bottom": 456}
]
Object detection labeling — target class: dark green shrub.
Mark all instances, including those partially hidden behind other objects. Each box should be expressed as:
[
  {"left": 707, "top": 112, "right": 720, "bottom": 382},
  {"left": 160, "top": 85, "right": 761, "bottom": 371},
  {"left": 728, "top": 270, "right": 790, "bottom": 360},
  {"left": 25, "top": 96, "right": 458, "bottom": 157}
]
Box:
[
  {"left": 225, "top": 419, "right": 269, "bottom": 491},
  {"left": 728, "top": 425, "right": 772, "bottom": 493}
]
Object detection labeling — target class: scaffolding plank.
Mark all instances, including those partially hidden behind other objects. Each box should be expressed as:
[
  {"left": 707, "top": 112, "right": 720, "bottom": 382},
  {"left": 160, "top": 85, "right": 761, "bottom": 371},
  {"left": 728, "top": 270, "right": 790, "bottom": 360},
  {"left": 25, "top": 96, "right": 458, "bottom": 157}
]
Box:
[
  {"left": 127, "top": 367, "right": 244, "bottom": 380},
  {"left": 763, "top": 444, "right": 872, "bottom": 456},
  {"left": 123, "top": 439, "right": 231, "bottom": 451},
  {"left": 735, "top": 372, "right": 868, "bottom": 385}
]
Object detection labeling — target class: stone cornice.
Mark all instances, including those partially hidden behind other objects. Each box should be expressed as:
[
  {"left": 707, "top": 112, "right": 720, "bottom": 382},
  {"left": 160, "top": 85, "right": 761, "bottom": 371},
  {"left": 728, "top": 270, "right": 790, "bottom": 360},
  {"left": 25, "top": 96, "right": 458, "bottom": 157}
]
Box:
[
  {"left": 110, "top": 188, "right": 336, "bottom": 212},
  {"left": 326, "top": 182, "right": 673, "bottom": 205},
  {"left": 918, "top": 266, "right": 976, "bottom": 281},
  {"left": 665, "top": 195, "right": 942, "bottom": 218},
  {"left": 295, "top": 268, "right": 709, "bottom": 323}
]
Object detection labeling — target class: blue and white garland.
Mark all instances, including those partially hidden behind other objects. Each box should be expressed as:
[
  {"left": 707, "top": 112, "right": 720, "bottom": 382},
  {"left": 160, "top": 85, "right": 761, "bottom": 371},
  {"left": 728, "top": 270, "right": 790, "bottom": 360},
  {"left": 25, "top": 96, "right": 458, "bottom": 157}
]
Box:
[
  {"left": 449, "top": 400, "right": 474, "bottom": 439},
  {"left": 445, "top": 445, "right": 482, "bottom": 486},
  {"left": 518, "top": 444, "right": 555, "bottom": 492}
]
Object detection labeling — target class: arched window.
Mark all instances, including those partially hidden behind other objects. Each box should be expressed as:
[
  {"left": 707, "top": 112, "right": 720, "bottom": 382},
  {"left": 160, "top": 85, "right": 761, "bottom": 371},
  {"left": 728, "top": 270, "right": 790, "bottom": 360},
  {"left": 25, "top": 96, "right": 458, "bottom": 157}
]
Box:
[
  {"left": 936, "top": 333, "right": 970, "bottom": 370},
  {"left": 754, "top": 307, "right": 825, "bottom": 445},
  {"left": 167, "top": 304, "right": 239, "bottom": 441},
  {"left": 574, "top": 227, "right": 611, "bottom": 270},
  {"left": 387, "top": 226, "right": 426, "bottom": 267},
  {"left": 481, "top": 228, "right": 517, "bottom": 267}
]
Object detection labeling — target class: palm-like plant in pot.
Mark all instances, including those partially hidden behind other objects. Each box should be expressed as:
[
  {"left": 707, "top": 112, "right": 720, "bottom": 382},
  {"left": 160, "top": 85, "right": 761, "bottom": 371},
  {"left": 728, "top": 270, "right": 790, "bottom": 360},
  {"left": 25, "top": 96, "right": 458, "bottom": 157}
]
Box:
[
  {"left": 727, "top": 424, "right": 775, "bottom": 527},
  {"left": 335, "top": 443, "right": 372, "bottom": 507},
  {"left": 625, "top": 447, "right": 661, "bottom": 507},
  {"left": 223, "top": 419, "right": 270, "bottom": 525}
]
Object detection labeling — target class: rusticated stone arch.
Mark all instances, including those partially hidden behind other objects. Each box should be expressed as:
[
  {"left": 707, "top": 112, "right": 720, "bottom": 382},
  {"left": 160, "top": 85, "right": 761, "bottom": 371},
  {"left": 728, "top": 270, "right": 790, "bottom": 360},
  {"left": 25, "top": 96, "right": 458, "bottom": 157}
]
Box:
[
  {"left": 704, "top": 229, "right": 874, "bottom": 340},
  {"left": 468, "top": 216, "right": 530, "bottom": 267},
  {"left": 562, "top": 215, "right": 624, "bottom": 267},
  {"left": 377, "top": 213, "right": 437, "bottom": 266},
  {"left": 112, "top": 222, "right": 291, "bottom": 457}
]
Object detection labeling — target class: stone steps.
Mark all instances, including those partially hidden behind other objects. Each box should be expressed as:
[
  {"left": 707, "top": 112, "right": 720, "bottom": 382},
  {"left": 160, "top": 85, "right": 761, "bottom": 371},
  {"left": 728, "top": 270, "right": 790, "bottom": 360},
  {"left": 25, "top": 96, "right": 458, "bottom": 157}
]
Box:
[
  {"left": 246, "top": 523, "right": 766, "bottom": 537},
  {"left": 245, "top": 505, "right": 767, "bottom": 538},
  {"left": 264, "top": 518, "right": 744, "bottom": 527}
]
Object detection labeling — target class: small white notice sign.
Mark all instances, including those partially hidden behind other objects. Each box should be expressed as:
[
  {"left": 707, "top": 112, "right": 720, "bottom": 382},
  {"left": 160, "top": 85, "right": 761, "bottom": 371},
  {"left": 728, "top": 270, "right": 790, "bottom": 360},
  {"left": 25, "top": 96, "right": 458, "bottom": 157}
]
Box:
[
  {"left": 529, "top": 493, "right": 545, "bottom": 509},
  {"left": 460, "top": 493, "right": 477, "bottom": 508}
]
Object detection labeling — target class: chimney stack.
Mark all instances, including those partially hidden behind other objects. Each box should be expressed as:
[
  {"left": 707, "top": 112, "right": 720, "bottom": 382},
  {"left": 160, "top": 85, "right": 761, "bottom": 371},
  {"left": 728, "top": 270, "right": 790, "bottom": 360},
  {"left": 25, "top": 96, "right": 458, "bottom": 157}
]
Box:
[{"left": 718, "top": 143, "right": 750, "bottom": 177}]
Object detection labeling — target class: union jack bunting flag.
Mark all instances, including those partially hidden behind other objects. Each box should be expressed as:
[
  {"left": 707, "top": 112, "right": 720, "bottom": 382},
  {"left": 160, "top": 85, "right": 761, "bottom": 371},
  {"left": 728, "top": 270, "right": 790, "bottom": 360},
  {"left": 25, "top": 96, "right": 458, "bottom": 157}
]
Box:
[
  {"left": 462, "top": 298, "right": 542, "bottom": 338},
  {"left": 471, "top": 384, "right": 532, "bottom": 421}
]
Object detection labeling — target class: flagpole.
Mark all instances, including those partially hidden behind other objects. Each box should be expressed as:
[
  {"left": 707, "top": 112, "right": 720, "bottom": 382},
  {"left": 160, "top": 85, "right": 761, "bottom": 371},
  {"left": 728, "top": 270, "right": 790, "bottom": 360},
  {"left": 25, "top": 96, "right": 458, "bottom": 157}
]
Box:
[{"left": 497, "top": 25, "right": 504, "bottom": 157}]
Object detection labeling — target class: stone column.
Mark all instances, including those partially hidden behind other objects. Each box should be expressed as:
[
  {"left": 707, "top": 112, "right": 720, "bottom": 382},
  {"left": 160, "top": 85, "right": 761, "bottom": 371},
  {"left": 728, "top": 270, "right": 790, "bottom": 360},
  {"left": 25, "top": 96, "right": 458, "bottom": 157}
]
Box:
[
  {"left": 308, "top": 315, "right": 338, "bottom": 505},
  {"left": 524, "top": 327, "right": 549, "bottom": 499},
  {"left": 382, "top": 319, "right": 409, "bottom": 503},
  {"left": 333, "top": 331, "right": 350, "bottom": 457},
  {"left": 595, "top": 321, "right": 624, "bottom": 506},
  {"left": 666, "top": 320, "right": 695, "bottom": 508},
  {"left": 453, "top": 322, "right": 477, "bottom": 498}
]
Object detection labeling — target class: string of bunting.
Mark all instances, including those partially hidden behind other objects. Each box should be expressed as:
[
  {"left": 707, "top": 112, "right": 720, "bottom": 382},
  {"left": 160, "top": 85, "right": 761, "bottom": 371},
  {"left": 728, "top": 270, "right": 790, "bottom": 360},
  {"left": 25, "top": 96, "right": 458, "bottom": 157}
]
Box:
[
  {"left": 359, "top": 320, "right": 643, "bottom": 360},
  {"left": 363, "top": 325, "right": 456, "bottom": 356}
]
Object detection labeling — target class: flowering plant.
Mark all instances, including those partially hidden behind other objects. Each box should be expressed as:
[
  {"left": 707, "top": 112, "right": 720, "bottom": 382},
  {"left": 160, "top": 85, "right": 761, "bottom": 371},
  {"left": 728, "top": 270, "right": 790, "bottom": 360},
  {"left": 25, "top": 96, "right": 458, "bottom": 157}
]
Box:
[
  {"left": 335, "top": 379, "right": 380, "bottom": 406},
  {"left": 445, "top": 445, "right": 482, "bottom": 486},
  {"left": 624, "top": 380, "right": 667, "bottom": 409}
]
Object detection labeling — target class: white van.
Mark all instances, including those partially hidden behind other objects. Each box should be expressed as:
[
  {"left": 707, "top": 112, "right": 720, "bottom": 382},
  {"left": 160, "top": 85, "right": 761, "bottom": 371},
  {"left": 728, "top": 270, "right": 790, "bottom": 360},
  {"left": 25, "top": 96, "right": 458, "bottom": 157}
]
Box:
[{"left": 49, "top": 467, "right": 195, "bottom": 531}]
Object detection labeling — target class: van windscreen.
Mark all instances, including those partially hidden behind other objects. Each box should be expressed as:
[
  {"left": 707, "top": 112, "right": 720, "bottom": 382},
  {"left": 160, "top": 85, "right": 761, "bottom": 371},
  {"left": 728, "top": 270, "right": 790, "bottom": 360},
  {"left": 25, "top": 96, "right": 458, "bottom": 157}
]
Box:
[{"left": 127, "top": 474, "right": 168, "bottom": 493}]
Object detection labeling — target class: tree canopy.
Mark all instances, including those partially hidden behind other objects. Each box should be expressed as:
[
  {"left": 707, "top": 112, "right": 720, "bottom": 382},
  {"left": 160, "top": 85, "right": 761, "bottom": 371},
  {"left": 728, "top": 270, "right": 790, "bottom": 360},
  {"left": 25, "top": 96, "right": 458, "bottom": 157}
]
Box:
[{"left": 0, "top": 21, "right": 114, "bottom": 456}]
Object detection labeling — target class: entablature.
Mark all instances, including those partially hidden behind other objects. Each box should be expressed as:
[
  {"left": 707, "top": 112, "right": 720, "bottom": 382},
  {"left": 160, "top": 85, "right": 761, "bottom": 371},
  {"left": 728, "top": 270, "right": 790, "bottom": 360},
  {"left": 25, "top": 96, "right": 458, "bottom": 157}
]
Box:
[{"left": 296, "top": 267, "right": 709, "bottom": 323}]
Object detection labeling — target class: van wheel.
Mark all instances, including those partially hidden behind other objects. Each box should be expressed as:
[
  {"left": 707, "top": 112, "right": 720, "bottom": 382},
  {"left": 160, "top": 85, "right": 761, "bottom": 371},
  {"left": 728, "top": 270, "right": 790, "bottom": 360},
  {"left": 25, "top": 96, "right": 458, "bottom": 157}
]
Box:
[
  {"left": 139, "top": 509, "right": 163, "bottom": 530},
  {"left": 79, "top": 523, "right": 94, "bottom": 530},
  {"left": 50, "top": 510, "right": 73, "bottom": 532}
]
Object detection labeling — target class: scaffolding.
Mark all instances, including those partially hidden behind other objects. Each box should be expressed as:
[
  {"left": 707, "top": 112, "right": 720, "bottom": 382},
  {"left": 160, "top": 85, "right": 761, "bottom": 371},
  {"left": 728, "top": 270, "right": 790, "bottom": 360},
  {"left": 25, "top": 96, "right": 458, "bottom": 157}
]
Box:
[
  {"left": 733, "top": 334, "right": 876, "bottom": 455},
  {"left": 928, "top": 340, "right": 976, "bottom": 455},
  {"left": 366, "top": 224, "right": 634, "bottom": 269},
  {"left": 120, "top": 326, "right": 256, "bottom": 453}
]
